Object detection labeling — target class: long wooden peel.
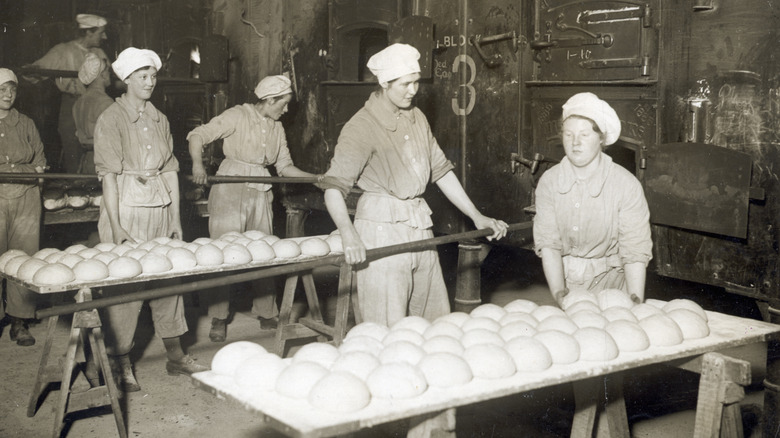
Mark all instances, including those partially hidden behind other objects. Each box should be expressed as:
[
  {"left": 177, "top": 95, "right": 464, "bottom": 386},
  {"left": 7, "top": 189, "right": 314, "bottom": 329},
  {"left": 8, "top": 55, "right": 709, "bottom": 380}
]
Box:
[
  {"left": 35, "top": 221, "right": 532, "bottom": 318},
  {"left": 0, "top": 172, "right": 319, "bottom": 184}
]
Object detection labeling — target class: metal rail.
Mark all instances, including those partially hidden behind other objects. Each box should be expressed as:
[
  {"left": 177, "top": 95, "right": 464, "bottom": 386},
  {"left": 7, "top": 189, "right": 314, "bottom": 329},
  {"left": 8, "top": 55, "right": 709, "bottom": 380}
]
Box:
[{"left": 35, "top": 222, "right": 532, "bottom": 318}]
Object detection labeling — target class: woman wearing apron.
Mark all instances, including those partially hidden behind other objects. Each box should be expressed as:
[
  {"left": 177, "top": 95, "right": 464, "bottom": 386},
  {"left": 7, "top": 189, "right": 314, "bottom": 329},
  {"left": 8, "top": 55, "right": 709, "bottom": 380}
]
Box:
[
  {"left": 94, "top": 47, "right": 207, "bottom": 392},
  {"left": 532, "top": 92, "right": 652, "bottom": 307},
  {"left": 188, "top": 75, "right": 316, "bottom": 342},
  {"left": 318, "top": 44, "right": 508, "bottom": 327}
]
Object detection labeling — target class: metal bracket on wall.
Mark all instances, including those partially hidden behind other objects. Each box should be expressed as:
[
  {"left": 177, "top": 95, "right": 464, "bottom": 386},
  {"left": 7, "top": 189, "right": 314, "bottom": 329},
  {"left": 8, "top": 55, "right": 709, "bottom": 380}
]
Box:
[{"left": 469, "top": 30, "right": 519, "bottom": 68}]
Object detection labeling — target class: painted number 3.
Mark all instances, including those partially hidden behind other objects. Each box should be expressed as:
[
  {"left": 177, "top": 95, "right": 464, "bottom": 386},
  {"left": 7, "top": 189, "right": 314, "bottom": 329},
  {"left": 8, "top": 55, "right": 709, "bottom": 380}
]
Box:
[{"left": 451, "top": 54, "right": 476, "bottom": 116}]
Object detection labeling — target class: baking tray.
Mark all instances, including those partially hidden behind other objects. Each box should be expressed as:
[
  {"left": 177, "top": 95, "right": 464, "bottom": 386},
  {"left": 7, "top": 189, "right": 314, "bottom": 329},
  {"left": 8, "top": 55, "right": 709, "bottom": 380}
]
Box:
[{"left": 192, "top": 310, "right": 780, "bottom": 438}]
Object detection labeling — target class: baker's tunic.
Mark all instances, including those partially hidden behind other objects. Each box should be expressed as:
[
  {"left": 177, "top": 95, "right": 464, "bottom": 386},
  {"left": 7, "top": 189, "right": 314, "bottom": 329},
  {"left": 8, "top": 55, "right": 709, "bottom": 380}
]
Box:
[
  {"left": 0, "top": 109, "right": 46, "bottom": 319},
  {"left": 186, "top": 104, "right": 293, "bottom": 319},
  {"left": 319, "top": 92, "right": 455, "bottom": 326},
  {"left": 32, "top": 41, "right": 109, "bottom": 173},
  {"left": 73, "top": 87, "right": 113, "bottom": 173},
  {"left": 533, "top": 153, "right": 652, "bottom": 293},
  {"left": 93, "top": 95, "right": 186, "bottom": 355}
]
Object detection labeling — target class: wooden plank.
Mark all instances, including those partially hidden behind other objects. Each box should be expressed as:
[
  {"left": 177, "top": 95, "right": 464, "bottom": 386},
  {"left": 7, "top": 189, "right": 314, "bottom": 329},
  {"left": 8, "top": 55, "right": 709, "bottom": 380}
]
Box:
[{"left": 192, "top": 310, "right": 780, "bottom": 438}]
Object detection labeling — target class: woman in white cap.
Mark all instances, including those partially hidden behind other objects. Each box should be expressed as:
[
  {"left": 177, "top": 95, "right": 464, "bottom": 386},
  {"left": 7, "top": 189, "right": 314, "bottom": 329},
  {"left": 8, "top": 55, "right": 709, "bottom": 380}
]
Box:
[
  {"left": 533, "top": 92, "right": 652, "bottom": 307},
  {"left": 72, "top": 53, "right": 113, "bottom": 174},
  {"left": 0, "top": 68, "right": 47, "bottom": 346},
  {"left": 29, "top": 14, "right": 109, "bottom": 173},
  {"left": 93, "top": 47, "right": 207, "bottom": 392},
  {"left": 187, "top": 74, "right": 316, "bottom": 342},
  {"left": 318, "top": 43, "right": 508, "bottom": 327}
]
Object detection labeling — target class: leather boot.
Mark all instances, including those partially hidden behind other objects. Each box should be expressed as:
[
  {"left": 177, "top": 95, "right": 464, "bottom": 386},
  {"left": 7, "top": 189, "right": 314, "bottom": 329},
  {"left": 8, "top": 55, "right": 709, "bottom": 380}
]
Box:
[
  {"left": 109, "top": 354, "right": 141, "bottom": 392},
  {"left": 9, "top": 317, "right": 35, "bottom": 347},
  {"left": 209, "top": 318, "right": 227, "bottom": 342},
  {"left": 166, "top": 355, "right": 209, "bottom": 376}
]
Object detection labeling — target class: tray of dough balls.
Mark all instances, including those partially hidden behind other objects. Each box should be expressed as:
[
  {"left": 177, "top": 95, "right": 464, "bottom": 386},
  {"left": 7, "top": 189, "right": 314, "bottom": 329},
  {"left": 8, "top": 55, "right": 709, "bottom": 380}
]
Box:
[
  {"left": 0, "top": 230, "right": 344, "bottom": 294},
  {"left": 192, "top": 289, "right": 780, "bottom": 438}
]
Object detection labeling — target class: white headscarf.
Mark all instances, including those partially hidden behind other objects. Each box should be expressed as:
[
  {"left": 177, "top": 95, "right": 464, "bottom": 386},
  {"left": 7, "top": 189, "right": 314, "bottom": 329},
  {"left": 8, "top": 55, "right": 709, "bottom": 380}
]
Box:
[
  {"left": 254, "top": 75, "right": 292, "bottom": 100},
  {"left": 562, "top": 92, "right": 622, "bottom": 146},
  {"left": 76, "top": 14, "right": 107, "bottom": 29},
  {"left": 112, "top": 47, "right": 162, "bottom": 81},
  {"left": 367, "top": 43, "right": 421, "bottom": 84},
  {"left": 0, "top": 68, "right": 18, "bottom": 86}
]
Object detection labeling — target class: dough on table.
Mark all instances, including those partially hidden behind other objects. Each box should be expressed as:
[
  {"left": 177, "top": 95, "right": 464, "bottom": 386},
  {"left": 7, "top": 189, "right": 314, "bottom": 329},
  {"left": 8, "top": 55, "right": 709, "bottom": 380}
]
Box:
[
  {"left": 107, "top": 257, "right": 143, "bottom": 279},
  {"left": 344, "top": 321, "right": 390, "bottom": 342},
  {"left": 211, "top": 341, "right": 267, "bottom": 376},
  {"left": 499, "top": 312, "right": 539, "bottom": 327},
  {"left": 531, "top": 305, "right": 567, "bottom": 322},
  {"left": 233, "top": 352, "right": 287, "bottom": 391},
  {"left": 292, "top": 342, "right": 341, "bottom": 369},
  {"left": 137, "top": 241, "right": 159, "bottom": 251},
  {"left": 631, "top": 303, "right": 665, "bottom": 320},
  {"left": 421, "top": 335, "right": 465, "bottom": 356},
  {"left": 222, "top": 244, "right": 252, "bottom": 265},
  {"left": 325, "top": 234, "right": 343, "bottom": 253},
  {"left": 462, "top": 344, "right": 516, "bottom": 379},
  {"left": 246, "top": 240, "right": 276, "bottom": 262},
  {"left": 73, "top": 259, "right": 109, "bottom": 282},
  {"left": 601, "top": 307, "right": 639, "bottom": 323},
  {"left": 536, "top": 315, "right": 579, "bottom": 334},
  {"left": 469, "top": 303, "right": 507, "bottom": 321},
  {"left": 418, "top": 352, "right": 473, "bottom": 387},
  {"left": 666, "top": 309, "right": 710, "bottom": 339},
  {"left": 124, "top": 248, "right": 148, "bottom": 261},
  {"left": 330, "top": 351, "right": 380, "bottom": 381},
  {"left": 338, "top": 335, "right": 385, "bottom": 357},
  {"left": 64, "top": 244, "right": 88, "bottom": 254},
  {"left": 150, "top": 245, "right": 173, "bottom": 256},
  {"left": 560, "top": 291, "right": 599, "bottom": 311},
  {"left": 299, "top": 238, "right": 330, "bottom": 257},
  {"left": 59, "top": 254, "right": 84, "bottom": 268},
  {"left": 573, "top": 327, "right": 619, "bottom": 361},
  {"left": 4, "top": 255, "right": 31, "bottom": 276},
  {"left": 110, "top": 243, "right": 134, "bottom": 256},
  {"left": 366, "top": 362, "right": 428, "bottom": 399},
  {"left": 663, "top": 299, "right": 708, "bottom": 322},
  {"left": 33, "top": 263, "right": 75, "bottom": 285},
  {"left": 390, "top": 316, "right": 432, "bottom": 334},
  {"left": 605, "top": 320, "right": 650, "bottom": 352},
  {"left": 460, "top": 328, "right": 505, "bottom": 348},
  {"left": 78, "top": 248, "right": 101, "bottom": 259},
  {"left": 308, "top": 371, "right": 371, "bottom": 413},
  {"left": 597, "top": 289, "right": 635, "bottom": 311},
  {"left": 16, "top": 258, "right": 47, "bottom": 282},
  {"left": 93, "top": 252, "right": 119, "bottom": 265},
  {"left": 275, "top": 361, "right": 329, "bottom": 399},
  {"left": 504, "top": 336, "right": 553, "bottom": 372},
  {"left": 152, "top": 236, "right": 173, "bottom": 245},
  {"left": 272, "top": 239, "right": 301, "bottom": 259},
  {"left": 167, "top": 248, "right": 197, "bottom": 271},
  {"left": 422, "top": 321, "right": 463, "bottom": 340},
  {"left": 242, "top": 230, "right": 267, "bottom": 240},
  {"left": 139, "top": 252, "right": 173, "bottom": 274},
  {"left": 195, "top": 244, "right": 224, "bottom": 266},
  {"left": 461, "top": 316, "right": 501, "bottom": 333},
  {"left": 32, "top": 248, "right": 60, "bottom": 260},
  {"left": 534, "top": 330, "right": 580, "bottom": 364},
  {"left": 498, "top": 321, "right": 537, "bottom": 342},
  {"left": 382, "top": 328, "right": 425, "bottom": 346},
  {"left": 569, "top": 311, "right": 609, "bottom": 329},
  {"left": 379, "top": 340, "right": 425, "bottom": 366},
  {"left": 433, "top": 311, "right": 471, "bottom": 327},
  {"left": 639, "top": 314, "right": 684, "bottom": 346},
  {"left": 564, "top": 300, "right": 602, "bottom": 316},
  {"left": 503, "top": 299, "right": 539, "bottom": 313},
  {"left": 0, "top": 250, "right": 29, "bottom": 271}
]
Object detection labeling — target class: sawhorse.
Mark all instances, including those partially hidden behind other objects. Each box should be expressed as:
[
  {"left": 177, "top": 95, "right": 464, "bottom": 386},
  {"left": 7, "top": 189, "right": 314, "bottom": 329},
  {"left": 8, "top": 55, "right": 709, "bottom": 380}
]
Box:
[
  {"left": 27, "top": 288, "right": 126, "bottom": 438},
  {"left": 571, "top": 352, "right": 751, "bottom": 438},
  {"left": 274, "top": 263, "right": 355, "bottom": 357}
]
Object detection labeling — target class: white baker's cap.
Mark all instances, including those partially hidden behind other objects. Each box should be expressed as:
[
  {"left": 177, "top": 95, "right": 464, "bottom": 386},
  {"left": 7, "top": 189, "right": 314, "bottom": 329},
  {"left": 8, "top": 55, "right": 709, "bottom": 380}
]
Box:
[
  {"left": 254, "top": 75, "right": 292, "bottom": 100},
  {"left": 112, "top": 47, "right": 162, "bottom": 81},
  {"left": 367, "top": 43, "right": 421, "bottom": 84},
  {"left": 562, "top": 92, "right": 622, "bottom": 146},
  {"left": 76, "top": 14, "right": 107, "bottom": 29},
  {"left": 0, "top": 68, "right": 18, "bottom": 85}
]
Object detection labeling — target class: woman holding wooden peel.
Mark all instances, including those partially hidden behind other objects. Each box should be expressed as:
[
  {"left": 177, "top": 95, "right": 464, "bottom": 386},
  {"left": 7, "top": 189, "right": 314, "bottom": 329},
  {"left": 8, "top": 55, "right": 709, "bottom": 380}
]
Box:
[{"left": 188, "top": 74, "right": 317, "bottom": 342}]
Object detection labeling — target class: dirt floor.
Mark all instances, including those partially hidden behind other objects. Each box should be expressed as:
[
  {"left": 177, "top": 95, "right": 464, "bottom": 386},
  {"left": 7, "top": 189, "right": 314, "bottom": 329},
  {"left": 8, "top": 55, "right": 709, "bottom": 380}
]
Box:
[{"left": 0, "top": 245, "right": 770, "bottom": 438}]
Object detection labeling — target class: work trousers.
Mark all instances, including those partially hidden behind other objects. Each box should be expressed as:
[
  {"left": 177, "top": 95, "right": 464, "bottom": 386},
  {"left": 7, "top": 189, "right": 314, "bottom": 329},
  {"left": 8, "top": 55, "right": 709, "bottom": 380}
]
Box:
[
  {"left": 204, "top": 183, "right": 278, "bottom": 319},
  {"left": 0, "top": 188, "right": 41, "bottom": 319},
  {"left": 58, "top": 94, "right": 82, "bottom": 174},
  {"left": 354, "top": 219, "right": 450, "bottom": 327}
]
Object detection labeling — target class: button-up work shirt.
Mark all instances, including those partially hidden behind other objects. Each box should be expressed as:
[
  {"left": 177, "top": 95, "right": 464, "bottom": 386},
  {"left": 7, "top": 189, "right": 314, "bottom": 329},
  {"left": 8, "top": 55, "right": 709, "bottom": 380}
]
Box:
[
  {"left": 533, "top": 153, "right": 652, "bottom": 267},
  {"left": 0, "top": 109, "right": 47, "bottom": 199},
  {"left": 32, "top": 41, "right": 109, "bottom": 97},
  {"left": 186, "top": 103, "right": 293, "bottom": 191}
]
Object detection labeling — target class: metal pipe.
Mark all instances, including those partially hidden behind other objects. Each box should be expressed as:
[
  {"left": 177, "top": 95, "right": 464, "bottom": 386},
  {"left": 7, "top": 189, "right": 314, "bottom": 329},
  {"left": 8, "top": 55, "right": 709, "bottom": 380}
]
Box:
[{"left": 35, "top": 222, "right": 532, "bottom": 319}]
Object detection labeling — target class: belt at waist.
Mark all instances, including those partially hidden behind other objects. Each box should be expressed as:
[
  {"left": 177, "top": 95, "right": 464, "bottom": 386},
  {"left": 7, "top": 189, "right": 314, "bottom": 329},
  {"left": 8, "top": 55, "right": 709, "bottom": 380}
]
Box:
[
  {"left": 355, "top": 192, "right": 433, "bottom": 229},
  {"left": 562, "top": 254, "right": 622, "bottom": 285}
]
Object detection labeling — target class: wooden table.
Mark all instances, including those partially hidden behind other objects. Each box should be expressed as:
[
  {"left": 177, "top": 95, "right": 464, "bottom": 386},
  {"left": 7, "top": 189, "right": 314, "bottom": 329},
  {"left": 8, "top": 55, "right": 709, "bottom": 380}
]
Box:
[
  {"left": 192, "top": 310, "right": 780, "bottom": 438},
  {"left": 9, "top": 246, "right": 342, "bottom": 438}
]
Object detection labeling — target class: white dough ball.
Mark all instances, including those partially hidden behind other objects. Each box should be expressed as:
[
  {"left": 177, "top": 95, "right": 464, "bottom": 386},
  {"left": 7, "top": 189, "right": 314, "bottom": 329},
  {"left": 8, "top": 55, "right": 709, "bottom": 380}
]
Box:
[
  {"left": 504, "top": 336, "right": 553, "bottom": 372},
  {"left": 536, "top": 315, "right": 579, "bottom": 334},
  {"left": 246, "top": 240, "right": 276, "bottom": 262},
  {"left": 462, "top": 344, "right": 516, "bottom": 379},
  {"left": 534, "top": 330, "right": 580, "bottom": 364},
  {"left": 390, "top": 316, "right": 431, "bottom": 335},
  {"left": 107, "top": 256, "right": 143, "bottom": 279},
  {"left": 16, "top": 258, "right": 47, "bottom": 282},
  {"left": 366, "top": 362, "right": 427, "bottom": 399},
  {"left": 639, "top": 314, "right": 684, "bottom": 347},
  {"left": 532, "top": 305, "right": 567, "bottom": 321},
  {"left": 33, "top": 263, "right": 75, "bottom": 285},
  {"left": 300, "top": 238, "right": 330, "bottom": 257},
  {"left": 421, "top": 335, "right": 465, "bottom": 356},
  {"left": 330, "top": 351, "right": 380, "bottom": 381},
  {"left": 275, "top": 361, "right": 329, "bottom": 399},
  {"left": 338, "top": 335, "right": 385, "bottom": 357},
  {"left": 382, "top": 328, "right": 424, "bottom": 346},
  {"left": 195, "top": 244, "right": 224, "bottom": 266},
  {"left": 272, "top": 240, "right": 301, "bottom": 259},
  {"left": 422, "top": 321, "right": 463, "bottom": 340},
  {"left": 461, "top": 317, "right": 501, "bottom": 333},
  {"left": 663, "top": 299, "right": 708, "bottom": 322},
  {"left": 73, "top": 259, "right": 109, "bottom": 282},
  {"left": 292, "top": 342, "right": 341, "bottom": 369},
  {"left": 605, "top": 320, "right": 650, "bottom": 352},
  {"left": 233, "top": 353, "right": 286, "bottom": 390},
  {"left": 379, "top": 340, "right": 425, "bottom": 366},
  {"left": 222, "top": 244, "right": 252, "bottom": 265},
  {"left": 569, "top": 311, "right": 609, "bottom": 330},
  {"left": 167, "top": 248, "right": 198, "bottom": 271},
  {"left": 573, "top": 327, "right": 619, "bottom": 361},
  {"left": 666, "top": 309, "right": 710, "bottom": 340},
  {"left": 433, "top": 312, "right": 471, "bottom": 327},
  {"left": 597, "top": 289, "right": 635, "bottom": 311},
  {"left": 139, "top": 252, "right": 173, "bottom": 274},
  {"left": 503, "top": 299, "right": 539, "bottom": 313},
  {"left": 5, "top": 255, "right": 31, "bottom": 276},
  {"left": 308, "top": 371, "right": 371, "bottom": 413},
  {"left": 32, "top": 248, "right": 60, "bottom": 260},
  {"left": 460, "top": 329, "right": 505, "bottom": 348},
  {"left": 418, "top": 353, "right": 473, "bottom": 387},
  {"left": 498, "top": 321, "right": 537, "bottom": 342},
  {"left": 212, "top": 341, "right": 267, "bottom": 376},
  {"left": 345, "top": 321, "right": 390, "bottom": 342},
  {"left": 470, "top": 303, "right": 507, "bottom": 321}
]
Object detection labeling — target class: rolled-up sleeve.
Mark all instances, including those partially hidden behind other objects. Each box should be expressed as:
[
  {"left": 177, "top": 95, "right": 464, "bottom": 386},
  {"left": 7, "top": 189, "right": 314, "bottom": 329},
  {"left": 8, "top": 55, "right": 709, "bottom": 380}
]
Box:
[
  {"left": 429, "top": 136, "right": 455, "bottom": 183},
  {"left": 186, "top": 108, "right": 238, "bottom": 144},
  {"left": 272, "top": 128, "right": 294, "bottom": 175},
  {"left": 318, "top": 117, "right": 372, "bottom": 198},
  {"left": 533, "top": 172, "right": 563, "bottom": 257},
  {"left": 618, "top": 179, "right": 653, "bottom": 265}
]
